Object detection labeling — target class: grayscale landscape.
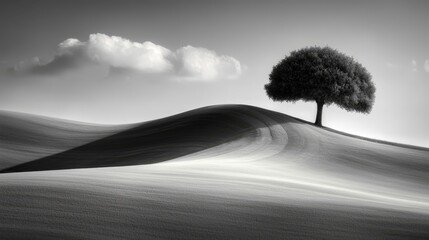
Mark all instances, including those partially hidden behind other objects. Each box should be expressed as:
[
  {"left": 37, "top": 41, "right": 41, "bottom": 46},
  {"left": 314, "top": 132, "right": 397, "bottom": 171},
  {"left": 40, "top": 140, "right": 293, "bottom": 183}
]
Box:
[
  {"left": 1, "top": 105, "right": 428, "bottom": 239},
  {"left": 1, "top": 1, "right": 429, "bottom": 239}
]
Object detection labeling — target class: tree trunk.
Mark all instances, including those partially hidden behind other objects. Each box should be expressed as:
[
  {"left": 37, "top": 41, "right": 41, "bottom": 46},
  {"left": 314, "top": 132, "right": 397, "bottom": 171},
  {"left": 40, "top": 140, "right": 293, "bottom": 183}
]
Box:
[{"left": 315, "top": 101, "right": 324, "bottom": 127}]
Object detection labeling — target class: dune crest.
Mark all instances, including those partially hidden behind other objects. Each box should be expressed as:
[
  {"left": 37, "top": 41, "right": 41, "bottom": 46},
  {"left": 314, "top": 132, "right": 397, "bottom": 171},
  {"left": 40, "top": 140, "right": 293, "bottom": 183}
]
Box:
[{"left": 0, "top": 105, "right": 292, "bottom": 172}]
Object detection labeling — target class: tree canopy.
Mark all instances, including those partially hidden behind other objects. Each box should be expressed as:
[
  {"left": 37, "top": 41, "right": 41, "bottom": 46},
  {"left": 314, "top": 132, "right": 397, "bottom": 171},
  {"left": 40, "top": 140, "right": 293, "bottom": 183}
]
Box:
[{"left": 265, "top": 46, "right": 375, "bottom": 126}]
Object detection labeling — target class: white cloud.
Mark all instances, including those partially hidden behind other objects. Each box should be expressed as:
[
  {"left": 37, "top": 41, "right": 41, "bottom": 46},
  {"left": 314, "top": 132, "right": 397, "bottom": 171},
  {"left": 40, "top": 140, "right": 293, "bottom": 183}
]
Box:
[
  {"left": 424, "top": 60, "right": 429, "bottom": 73},
  {"left": 58, "top": 38, "right": 85, "bottom": 55},
  {"left": 11, "top": 33, "right": 242, "bottom": 81},
  {"left": 175, "top": 46, "right": 241, "bottom": 81},
  {"left": 86, "top": 34, "right": 173, "bottom": 73}
]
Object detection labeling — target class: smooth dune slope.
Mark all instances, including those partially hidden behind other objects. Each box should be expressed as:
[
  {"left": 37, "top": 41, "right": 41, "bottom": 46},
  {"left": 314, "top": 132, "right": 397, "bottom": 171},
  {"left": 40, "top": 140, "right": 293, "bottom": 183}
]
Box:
[
  {"left": 0, "top": 105, "right": 429, "bottom": 239},
  {"left": 1, "top": 105, "right": 282, "bottom": 172},
  {"left": 0, "top": 110, "right": 131, "bottom": 171}
]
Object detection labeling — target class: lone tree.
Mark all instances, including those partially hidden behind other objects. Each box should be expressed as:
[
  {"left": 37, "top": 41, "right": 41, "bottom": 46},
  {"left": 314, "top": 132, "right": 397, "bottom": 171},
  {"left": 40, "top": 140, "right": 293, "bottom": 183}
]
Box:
[{"left": 265, "top": 46, "right": 375, "bottom": 127}]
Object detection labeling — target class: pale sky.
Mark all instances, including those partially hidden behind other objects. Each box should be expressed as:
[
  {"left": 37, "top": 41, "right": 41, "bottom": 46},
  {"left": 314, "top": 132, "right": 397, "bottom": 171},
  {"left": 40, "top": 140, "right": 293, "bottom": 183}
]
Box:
[{"left": 1, "top": 0, "right": 429, "bottom": 147}]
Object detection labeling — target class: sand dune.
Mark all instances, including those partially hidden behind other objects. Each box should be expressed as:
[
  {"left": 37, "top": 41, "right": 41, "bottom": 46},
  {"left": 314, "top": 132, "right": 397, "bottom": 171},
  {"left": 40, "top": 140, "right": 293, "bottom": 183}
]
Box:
[
  {"left": 0, "top": 110, "right": 131, "bottom": 171},
  {"left": 1, "top": 105, "right": 280, "bottom": 172},
  {"left": 0, "top": 105, "right": 428, "bottom": 239}
]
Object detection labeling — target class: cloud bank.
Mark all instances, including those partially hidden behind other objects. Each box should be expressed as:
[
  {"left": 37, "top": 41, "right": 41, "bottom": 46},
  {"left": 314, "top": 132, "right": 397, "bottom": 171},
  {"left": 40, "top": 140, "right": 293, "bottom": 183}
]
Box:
[{"left": 11, "top": 33, "right": 242, "bottom": 81}]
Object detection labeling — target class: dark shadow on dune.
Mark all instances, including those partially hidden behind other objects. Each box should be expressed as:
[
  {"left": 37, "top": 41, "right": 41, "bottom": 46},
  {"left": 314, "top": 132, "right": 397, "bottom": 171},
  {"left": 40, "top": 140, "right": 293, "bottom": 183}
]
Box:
[{"left": 0, "top": 105, "right": 296, "bottom": 173}]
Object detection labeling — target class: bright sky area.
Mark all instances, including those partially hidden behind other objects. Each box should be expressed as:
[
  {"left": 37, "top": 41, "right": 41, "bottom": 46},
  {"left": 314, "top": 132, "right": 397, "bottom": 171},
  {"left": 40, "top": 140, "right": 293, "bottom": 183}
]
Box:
[{"left": 1, "top": 0, "right": 428, "bottom": 147}]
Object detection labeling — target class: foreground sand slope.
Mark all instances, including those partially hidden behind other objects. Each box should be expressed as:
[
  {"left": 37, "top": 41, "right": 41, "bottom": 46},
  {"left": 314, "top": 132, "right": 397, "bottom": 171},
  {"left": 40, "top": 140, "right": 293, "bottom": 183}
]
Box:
[{"left": 0, "top": 105, "right": 428, "bottom": 239}]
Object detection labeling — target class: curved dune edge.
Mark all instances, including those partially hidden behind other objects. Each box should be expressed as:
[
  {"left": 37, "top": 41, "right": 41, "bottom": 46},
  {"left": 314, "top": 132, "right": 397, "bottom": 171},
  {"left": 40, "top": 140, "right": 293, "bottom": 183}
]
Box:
[
  {"left": 0, "top": 110, "right": 133, "bottom": 171},
  {"left": 0, "top": 105, "right": 292, "bottom": 173},
  {"left": 0, "top": 105, "right": 428, "bottom": 239}
]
